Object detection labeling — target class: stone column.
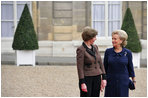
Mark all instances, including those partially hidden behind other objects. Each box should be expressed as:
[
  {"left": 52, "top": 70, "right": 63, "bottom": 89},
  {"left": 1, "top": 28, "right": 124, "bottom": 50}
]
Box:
[
  {"left": 32, "top": 1, "right": 38, "bottom": 33},
  {"left": 38, "top": 1, "right": 53, "bottom": 40},
  {"left": 72, "top": 1, "right": 91, "bottom": 40}
]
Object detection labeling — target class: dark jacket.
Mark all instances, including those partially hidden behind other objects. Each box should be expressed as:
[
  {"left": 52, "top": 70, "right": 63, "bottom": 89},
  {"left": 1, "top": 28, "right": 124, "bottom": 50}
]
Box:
[
  {"left": 104, "top": 47, "right": 135, "bottom": 97},
  {"left": 76, "top": 43, "right": 106, "bottom": 82}
]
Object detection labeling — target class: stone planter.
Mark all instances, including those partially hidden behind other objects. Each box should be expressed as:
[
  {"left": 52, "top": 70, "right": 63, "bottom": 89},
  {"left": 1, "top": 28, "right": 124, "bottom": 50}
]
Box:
[
  {"left": 132, "top": 52, "right": 140, "bottom": 68},
  {"left": 16, "top": 50, "right": 35, "bottom": 66}
]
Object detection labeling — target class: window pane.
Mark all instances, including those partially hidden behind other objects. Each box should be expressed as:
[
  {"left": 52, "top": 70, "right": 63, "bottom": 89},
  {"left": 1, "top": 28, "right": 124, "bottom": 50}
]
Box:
[
  {"left": 108, "top": 4, "right": 120, "bottom": 20},
  {"left": 1, "top": 22, "right": 14, "bottom": 37},
  {"left": 1, "top": 5, "right": 13, "bottom": 20},
  {"left": 1, "top": 1, "right": 31, "bottom": 38},
  {"left": 17, "top": 1, "right": 30, "bottom": 4},
  {"left": 1, "top": 1, "right": 13, "bottom": 4},
  {"left": 17, "top": 5, "right": 25, "bottom": 20},
  {"left": 17, "top": 4, "right": 30, "bottom": 20},
  {"left": 93, "top": 22, "right": 105, "bottom": 37},
  {"left": 108, "top": 21, "right": 120, "bottom": 36},
  {"left": 92, "top": 1, "right": 121, "bottom": 37},
  {"left": 93, "top": 5, "right": 105, "bottom": 20},
  {"left": 108, "top": 1, "right": 120, "bottom": 4},
  {"left": 93, "top": 1, "right": 105, "bottom": 4}
]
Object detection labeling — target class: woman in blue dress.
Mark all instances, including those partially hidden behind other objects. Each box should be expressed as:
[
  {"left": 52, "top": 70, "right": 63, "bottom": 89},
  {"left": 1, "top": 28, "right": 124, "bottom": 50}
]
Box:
[{"left": 104, "top": 30, "right": 136, "bottom": 97}]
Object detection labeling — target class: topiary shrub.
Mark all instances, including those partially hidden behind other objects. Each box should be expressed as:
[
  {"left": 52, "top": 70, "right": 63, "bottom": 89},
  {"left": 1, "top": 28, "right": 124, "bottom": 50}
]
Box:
[
  {"left": 12, "top": 4, "right": 39, "bottom": 50},
  {"left": 121, "top": 8, "right": 142, "bottom": 53}
]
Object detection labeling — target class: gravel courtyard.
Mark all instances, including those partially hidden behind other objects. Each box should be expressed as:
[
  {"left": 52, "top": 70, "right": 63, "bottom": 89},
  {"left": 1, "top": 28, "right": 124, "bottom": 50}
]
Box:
[{"left": 1, "top": 65, "right": 147, "bottom": 97}]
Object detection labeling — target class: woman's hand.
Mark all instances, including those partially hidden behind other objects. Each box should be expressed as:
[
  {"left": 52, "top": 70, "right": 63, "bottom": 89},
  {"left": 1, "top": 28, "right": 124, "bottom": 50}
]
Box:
[
  {"left": 100, "top": 80, "right": 107, "bottom": 92},
  {"left": 132, "top": 77, "right": 136, "bottom": 89},
  {"left": 133, "top": 80, "right": 136, "bottom": 89},
  {"left": 134, "top": 82, "right": 136, "bottom": 89},
  {"left": 81, "top": 83, "right": 87, "bottom": 92}
]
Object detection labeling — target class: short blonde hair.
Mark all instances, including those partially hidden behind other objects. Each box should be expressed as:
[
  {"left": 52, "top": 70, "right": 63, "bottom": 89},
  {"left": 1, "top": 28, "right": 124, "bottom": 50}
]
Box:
[
  {"left": 112, "top": 30, "right": 128, "bottom": 47},
  {"left": 82, "top": 26, "right": 98, "bottom": 41}
]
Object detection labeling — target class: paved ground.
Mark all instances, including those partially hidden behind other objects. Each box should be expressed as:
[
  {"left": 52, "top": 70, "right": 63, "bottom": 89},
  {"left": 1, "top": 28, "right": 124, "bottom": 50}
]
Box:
[{"left": 1, "top": 65, "right": 147, "bottom": 97}]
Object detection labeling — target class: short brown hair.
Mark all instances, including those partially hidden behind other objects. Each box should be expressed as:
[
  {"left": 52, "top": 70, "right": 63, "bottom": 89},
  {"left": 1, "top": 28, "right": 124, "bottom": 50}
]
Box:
[{"left": 82, "top": 26, "right": 98, "bottom": 41}]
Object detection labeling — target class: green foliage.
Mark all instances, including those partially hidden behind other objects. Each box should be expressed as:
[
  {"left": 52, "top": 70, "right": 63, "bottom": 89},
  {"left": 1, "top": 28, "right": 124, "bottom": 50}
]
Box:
[
  {"left": 12, "top": 4, "right": 39, "bottom": 50},
  {"left": 121, "top": 8, "right": 142, "bottom": 53}
]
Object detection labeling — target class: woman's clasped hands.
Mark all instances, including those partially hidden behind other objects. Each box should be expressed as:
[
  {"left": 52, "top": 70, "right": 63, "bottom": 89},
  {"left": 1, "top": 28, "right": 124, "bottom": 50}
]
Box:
[{"left": 81, "top": 79, "right": 107, "bottom": 93}]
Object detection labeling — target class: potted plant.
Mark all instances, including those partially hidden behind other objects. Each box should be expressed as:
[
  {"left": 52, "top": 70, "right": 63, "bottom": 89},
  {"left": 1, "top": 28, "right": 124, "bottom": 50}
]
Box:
[
  {"left": 12, "top": 4, "right": 39, "bottom": 66},
  {"left": 121, "top": 8, "right": 142, "bottom": 68}
]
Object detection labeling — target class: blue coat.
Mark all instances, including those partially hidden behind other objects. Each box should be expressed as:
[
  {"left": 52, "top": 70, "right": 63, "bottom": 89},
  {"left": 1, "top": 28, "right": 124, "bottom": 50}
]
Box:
[{"left": 104, "top": 47, "right": 135, "bottom": 97}]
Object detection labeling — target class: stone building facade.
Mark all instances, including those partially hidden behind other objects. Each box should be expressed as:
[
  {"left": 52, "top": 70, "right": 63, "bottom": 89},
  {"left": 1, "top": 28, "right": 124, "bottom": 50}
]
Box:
[
  {"left": 33, "top": 1, "right": 91, "bottom": 41},
  {"left": 32, "top": 1, "right": 147, "bottom": 41},
  {"left": 1, "top": 1, "right": 147, "bottom": 58}
]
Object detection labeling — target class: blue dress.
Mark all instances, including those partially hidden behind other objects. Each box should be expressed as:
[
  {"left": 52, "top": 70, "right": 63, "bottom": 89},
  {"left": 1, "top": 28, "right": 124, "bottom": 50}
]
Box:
[{"left": 104, "top": 47, "right": 135, "bottom": 97}]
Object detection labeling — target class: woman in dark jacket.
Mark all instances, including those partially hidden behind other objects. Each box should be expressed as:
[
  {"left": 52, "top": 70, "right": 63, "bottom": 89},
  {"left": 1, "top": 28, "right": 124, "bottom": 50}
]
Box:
[
  {"left": 76, "top": 27, "right": 106, "bottom": 97},
  {"left": 104, "top": 30, "right": 136, "bottom": 97}
]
